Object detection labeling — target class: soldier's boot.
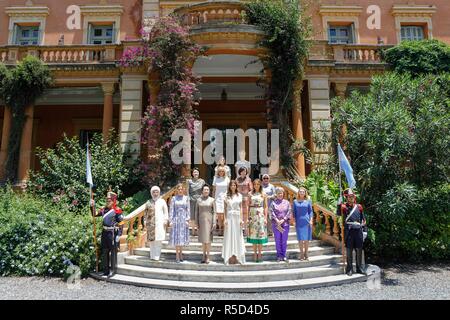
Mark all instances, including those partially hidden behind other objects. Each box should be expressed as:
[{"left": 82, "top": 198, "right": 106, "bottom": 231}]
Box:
[
  {"left": 356, "top": 248, "right": 364, "bottom": 274},
  {"left": 102, "top": 250, "right": 110, "bottom": 276},
  {"left": 346, "top": 248, "right": 353, "bottom": 276},
  {"left": 109, "top": 248, "right": 117, "bottom": 277}
]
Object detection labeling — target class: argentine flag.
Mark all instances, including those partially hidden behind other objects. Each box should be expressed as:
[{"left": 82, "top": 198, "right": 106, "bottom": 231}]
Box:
[
  {"left": 337, "top": 144, "right": 356, "bottom": 189},
  {"left": 86, "top": 142, "right": 93, "bottom": 187}
]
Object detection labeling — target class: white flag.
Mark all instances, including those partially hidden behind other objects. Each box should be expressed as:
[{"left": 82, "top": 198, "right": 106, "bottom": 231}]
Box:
[{"left": 86, "top": 142, "right": 93, "bottom": 187}]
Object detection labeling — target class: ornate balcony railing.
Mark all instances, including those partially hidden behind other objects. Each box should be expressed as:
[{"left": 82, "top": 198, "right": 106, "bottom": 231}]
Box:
[
  {"left": 331, "top": 44, "right": 393, "bottom": 64},
  {"left": 0, "top": 44, "right": 120, "bottom": 64},
  {"left": 175, "top": 1, "right": 246, "bottom": 26}
]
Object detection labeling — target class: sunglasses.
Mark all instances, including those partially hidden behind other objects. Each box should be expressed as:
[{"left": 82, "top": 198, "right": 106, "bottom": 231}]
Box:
[{"left": 263, "top": 177, "right": 269, "bottom": 180}]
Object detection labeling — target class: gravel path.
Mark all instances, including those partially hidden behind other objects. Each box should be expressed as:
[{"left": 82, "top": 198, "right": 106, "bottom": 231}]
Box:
[{"left": 0, "top": 263, "right": 449, "bottom": 300}]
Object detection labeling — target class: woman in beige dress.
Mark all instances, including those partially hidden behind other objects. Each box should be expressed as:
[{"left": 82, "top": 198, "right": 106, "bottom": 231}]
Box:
[{"left": 195, "top": 185, "right": 216, "bottom": 264}]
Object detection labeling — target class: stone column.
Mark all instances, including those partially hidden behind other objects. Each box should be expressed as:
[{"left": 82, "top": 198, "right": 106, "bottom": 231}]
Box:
[
  {"left": 101, "top": 82, "right": 115, "bottom": 140},
  {"left": 0, "top": 106, "right": 12, "bottom": 180},
  {"left": 308, "top": 75, "right": 331, "bottom": 168},
  {"left": 120, "top": 74, "right": 146, "bottom": 159},
  {"left": 292, "top": 80, "right": 306, "bottom": 179},
  {"left": 334, "top": 82, "right": 348, "bottom": 148},
  {"left": 17, "top": 104, "right": 35, "bottom": 184}
]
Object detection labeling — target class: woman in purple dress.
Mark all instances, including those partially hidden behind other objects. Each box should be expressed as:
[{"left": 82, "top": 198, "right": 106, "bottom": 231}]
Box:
[
  {"left": 293, "top": 187, "right": 313, "bottom": 260},
  {"left": 168, "top": 183, "right": 190, "bottom": 263},
  {"left": 270, "top": 187, "right": 292, "bottom": 262}
]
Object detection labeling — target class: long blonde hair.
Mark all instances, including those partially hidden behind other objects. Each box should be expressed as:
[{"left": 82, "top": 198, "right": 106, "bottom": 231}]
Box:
[{"left": 297, "top": 187, "right": 310, "bottom": 200}]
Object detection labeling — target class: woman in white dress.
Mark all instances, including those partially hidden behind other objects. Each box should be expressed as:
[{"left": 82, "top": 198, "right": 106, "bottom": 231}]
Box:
[
  {"left": 214, "top": 155, "right": 232, "bottom": 179},
  {"left": 212, "top": 166, "right": 230, "bottom": 236},
  {"left": 222, "top": 180, "right": 246, "bottom": 265},
  {"left": 144, "top": 186, "right": 169, "bottom": 261}
]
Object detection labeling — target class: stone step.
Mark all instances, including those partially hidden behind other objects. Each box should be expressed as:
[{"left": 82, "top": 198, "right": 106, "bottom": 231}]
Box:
[
  {"left": 125, "top": 254, "right": 343, "bottom": 271},
  {"left": 160, "top": 239, "right": 322, "bottom": 252},
  {"left": 187, "top": 231, "right": 301, "bottom": 243},
  {"left": 116, "top": 263, "right": 344, "bottom": 283},
  {"left": 94, "top": 272, "right": 367, "bottom": 292},
  {"left": 133, "top": 246, "right": 336, "bottom": 261}
]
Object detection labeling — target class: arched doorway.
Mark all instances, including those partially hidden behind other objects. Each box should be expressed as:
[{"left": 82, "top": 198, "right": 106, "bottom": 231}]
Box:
[{"left": 192, "top": 54, "right": 268, "bottom": 183}]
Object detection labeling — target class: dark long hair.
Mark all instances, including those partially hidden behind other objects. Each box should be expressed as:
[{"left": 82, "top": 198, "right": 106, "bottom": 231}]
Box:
[{"left": 226, "top": 180, "right": 238, "bottom": 198}]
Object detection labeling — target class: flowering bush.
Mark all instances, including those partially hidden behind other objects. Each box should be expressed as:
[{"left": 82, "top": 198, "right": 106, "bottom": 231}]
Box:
[
  {"left": 0, "top": 187, "right": 99, "bottom": 277},
  {"left": 119, "top": 16, "right": 206, "bottom": 188},
  {"left": 27, "top": 131, "right": 132, "bottom": 211}
]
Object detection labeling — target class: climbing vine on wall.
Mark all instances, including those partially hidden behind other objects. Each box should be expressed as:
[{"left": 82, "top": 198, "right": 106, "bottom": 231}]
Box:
[
  {"left": 244, "top": 0, "right": 311, "bottom": 178},
  {"left": 0, "top": 56, "right": 53, "bottom": 183},
  {"left": 119, "top": 16, "right": 206, "bottom": 188}
]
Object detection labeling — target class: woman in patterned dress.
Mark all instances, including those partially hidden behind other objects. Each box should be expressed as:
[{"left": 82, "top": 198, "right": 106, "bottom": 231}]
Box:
[
  {"left": 144, "top": 186, "right": 169, "bottom": 261},
  {"left": 236, "top": 167, "right": 253, "bottom": 236},
  {"left": 168, "top": 183, "right": 190, "bottom": 263},
  {"left": 247, "top": 179, "right": 268, "bottom": 262},
  {"left": 222, "top": 180, "right": 246, "bottom": 265}
]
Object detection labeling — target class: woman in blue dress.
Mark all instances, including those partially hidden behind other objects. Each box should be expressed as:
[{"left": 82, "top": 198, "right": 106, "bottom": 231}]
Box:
[
  {"left": 169, "top": 183, "right": 190, "bottom": 263},
  {"left": 293, "top": 187, "right": 313, "bottom": 260}
]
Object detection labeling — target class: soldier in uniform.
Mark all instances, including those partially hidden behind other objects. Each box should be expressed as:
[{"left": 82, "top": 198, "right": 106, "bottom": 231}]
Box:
[
  {"left": 337, "top": 188, "right": 366, "bottom": 276},
  {"left": 92, "top": 191, "right": 124, "bottom": 277}
]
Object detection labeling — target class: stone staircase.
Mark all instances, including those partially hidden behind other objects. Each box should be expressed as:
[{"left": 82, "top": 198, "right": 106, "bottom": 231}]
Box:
[
  {"left": 91, "top": 181, "right": 371, "bottom": 291},
  {"left": 92, "top": 230, "right": 367, "bottom": 292}
]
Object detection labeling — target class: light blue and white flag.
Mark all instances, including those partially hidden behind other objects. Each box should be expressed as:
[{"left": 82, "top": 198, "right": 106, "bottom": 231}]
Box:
[
  {"left": 86, "top": 142, "right": 93, "bottom": 187},
  {"left": 337, "top": 143, "right": 356, "bottom": 189}
]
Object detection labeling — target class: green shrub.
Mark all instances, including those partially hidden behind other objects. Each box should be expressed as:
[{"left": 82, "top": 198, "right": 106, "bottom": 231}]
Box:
[
  {"left": 27, "top": 131, "right": 131, "bottom": 211},
  {"left": 367, "top": 183, "right": 450, "bottom": 261},
  {"left": 0, "top": 56, "right": 53, "bottom": 182},
  {"left": 0, "top": 186, "right": 99, "bottom": 277},
  {"left": 122, "top": 189, "right": 150, "bottom": 215},
  {"left": 332, "top": 72, "right": 450, "bottom": 262},
  {"left": 383, "top": 39, "right": 450, "bottom": 76},
  {"left": 293, "top": 171, "right": 341, "bottom": 212}
]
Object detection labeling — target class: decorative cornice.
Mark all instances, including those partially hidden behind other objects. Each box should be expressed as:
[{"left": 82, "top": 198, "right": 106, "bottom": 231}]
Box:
[
  {"left": 80, "top": 5, "right": 124, "bottom": 16},
  {"left": 391, "top": 5, "right": 437, "bottom": 17},
  {"left": 190, "top": 31, "right": 264, "bottom": 47},
  {"left": 5, "top": 6, "right": 49, "bottom": 17},
  {"left": 319, "top": 5, "right": 363, "bottom": 17}
]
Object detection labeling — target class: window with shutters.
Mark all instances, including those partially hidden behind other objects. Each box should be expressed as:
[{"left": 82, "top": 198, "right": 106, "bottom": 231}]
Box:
[
  {"left": 88, "top": 24, "right": 115, "bottom": 45},
  {"left": 401, "top": 25, "right": 425, "bottom": 41},
  {"left": 328, "top": 25, "right": 355, "bottom": 44},
  {"left": 14, "top": 25, "right": 40, "bottom": 45}
]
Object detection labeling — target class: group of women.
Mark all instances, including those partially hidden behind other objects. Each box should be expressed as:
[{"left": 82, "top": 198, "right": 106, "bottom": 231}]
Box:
[{"left": 144, "top": 161, "right": 314, "bottom": 265}]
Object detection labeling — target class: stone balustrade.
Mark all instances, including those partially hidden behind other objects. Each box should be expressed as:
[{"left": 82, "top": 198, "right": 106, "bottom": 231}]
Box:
[
  {"left": 331, "top": 44, "right": 393, "bottom": 63},
  {"left": 0, "top": 44, "right": 120, "bottom": 64}
]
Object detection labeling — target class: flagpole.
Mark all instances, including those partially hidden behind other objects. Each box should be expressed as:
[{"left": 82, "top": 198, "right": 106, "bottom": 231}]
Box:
[
  {"left": 87, "top": 140, "right": 99, "bottom": 273},
  {"left": 337, "top": 143, "right": 345, "bottom": 274},
  {"left": 90, "top": 184, "right": 99, "bottom": 273}
]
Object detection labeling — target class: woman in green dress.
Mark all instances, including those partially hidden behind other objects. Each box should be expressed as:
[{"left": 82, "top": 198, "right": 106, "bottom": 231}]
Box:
[{"left": 247, "top": 179, "right": 268, "bottom": 262}]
